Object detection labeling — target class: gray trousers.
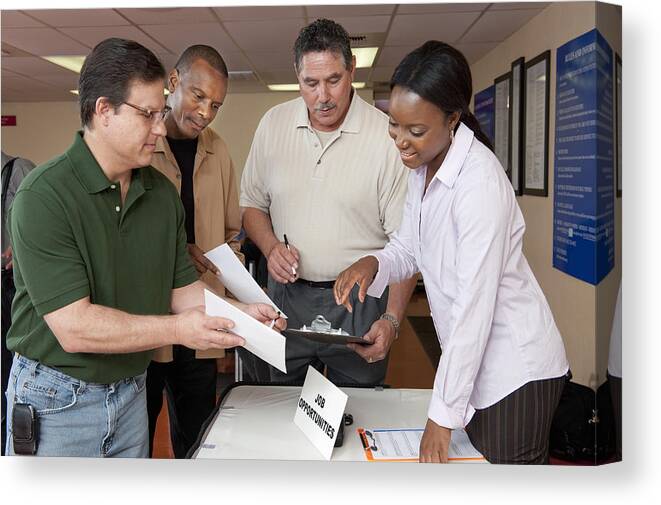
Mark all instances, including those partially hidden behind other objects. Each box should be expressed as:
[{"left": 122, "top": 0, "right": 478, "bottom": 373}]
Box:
[
  {"left": 465, "top": 373, "right": 568, "bottom": 464},
  {"left": 238, "top": 275, "right": 389, "bottom": 386}
]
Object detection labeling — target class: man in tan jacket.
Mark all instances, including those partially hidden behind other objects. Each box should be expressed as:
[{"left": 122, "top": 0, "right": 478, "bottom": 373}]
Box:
[{"left": 148, "top": 45, "right": 242, "bottom": 458}]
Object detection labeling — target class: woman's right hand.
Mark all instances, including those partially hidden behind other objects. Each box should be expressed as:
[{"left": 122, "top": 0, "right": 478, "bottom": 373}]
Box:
[{"left": 333, "top": 256, "right": 379, "bottom": 312}]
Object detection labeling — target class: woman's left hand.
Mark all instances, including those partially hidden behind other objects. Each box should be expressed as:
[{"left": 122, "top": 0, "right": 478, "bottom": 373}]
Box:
[{"left": 419, "top": 418, "right": 451, "bottom": 463}]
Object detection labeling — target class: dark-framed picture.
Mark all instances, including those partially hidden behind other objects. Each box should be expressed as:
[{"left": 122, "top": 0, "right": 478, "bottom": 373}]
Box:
[
  {"left": 615, "top": 52, "right": 622, "bottom": 197},
  {"left": 494, "top": 71, "right": 511, "bottom": 178},
  {"left": 510, "top": 57, "right": 525, "bottom": 195},
  {"left": 523, "top": 50, "right": 551, "bottom": 196}
]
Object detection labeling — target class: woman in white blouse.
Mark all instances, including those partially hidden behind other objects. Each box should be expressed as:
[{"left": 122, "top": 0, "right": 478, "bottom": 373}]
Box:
[{"left": 334, "top": 41, "right": 569, "bottom": 464}]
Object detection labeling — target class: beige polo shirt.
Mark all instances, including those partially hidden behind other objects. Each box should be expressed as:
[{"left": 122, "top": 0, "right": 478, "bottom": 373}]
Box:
[
  {"left": 240, "top": 92, "right": 408, "bottom": 281},
  {"left": 151, "top": 127, "right": 243, "bottom": 361}
]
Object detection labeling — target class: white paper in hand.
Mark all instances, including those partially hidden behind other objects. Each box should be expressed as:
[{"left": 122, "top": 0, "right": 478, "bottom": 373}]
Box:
[
  {"left": 204, "top": 289, "right": 286, "bottom": 373},
  {"left": 204, "top": 244, "right": 287, "bottom": 318}
]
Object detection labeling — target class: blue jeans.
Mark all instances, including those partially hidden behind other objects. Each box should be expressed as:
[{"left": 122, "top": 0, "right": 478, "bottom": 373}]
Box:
[{"left": 5, "top": 354, "right": 148, "bottom": 457}]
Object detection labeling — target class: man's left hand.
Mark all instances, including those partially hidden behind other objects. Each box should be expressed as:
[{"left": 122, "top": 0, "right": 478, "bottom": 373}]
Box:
[
  {"left": 187, "top": 244, "right": 219, "bottom": 276},
  {"left": 419, "top": 418, "right": 451, "bottom": 463},
  {"left": 347, "top": 318, "right": 396, "bottom": 364},
  {"left": 2, "top": 246, "right": 13, "bottom": 270}
]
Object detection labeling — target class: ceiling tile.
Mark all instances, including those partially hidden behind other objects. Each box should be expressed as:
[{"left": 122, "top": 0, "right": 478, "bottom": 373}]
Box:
[
  {"left": 60, "top": 26, "right": 168, "bottom": 55},
  {"left": 27, "top": 9, "right": 129, "bottom": 27},
  {"left": 213, "top": 6, "right": 305, "bottom": 21},
  {"left": 224, "top": 18, "right": 305, "bottom": 52},
  {"left": 455, "top": 41, "right": 499, "bottom": 63},
  {"left": 1, "top": 11, "right": 46, "bottom": 28},
  {"left": 221, "top": 52, "right": 253, "bottom": 72},
  {"left": 226, "top": 81, "right": 268, "bottom": 94},
  {"left": 141, "top": 23, "right": 239, "bottom": 55},
  {"left": 1, "top": 56, "right": 70, "bottom": 76},
  {"left": 307, "top": 4, "right": 396, "bottom": 17},
  {"left": 1, "top": 28, "right": 90, "bottom": 55},
  {"left": 461, "top": 9, "right": 542, "bottom": 43},
  {"left": 31, "top": 72, "right": 80, "bottom": 89},
  {"left": 397, "top": 3, "right": 490, "bottom": 14},
  {"left": 259, "top": 69, "right": 299, "bottom": 84},
  {"left": 246, "top": 51, "right": 294, "bottom": 72},
  {"left": 375, "top": 45, "right": 417, "bottom": 67},
  {"left": 370, "top": 66, "right": 395, "bottom": 83},
  {"left": 386, "top": 12, "right": 482, "bottom": 46},
  {"left": 310, "top": 15, "right": 391, "bottom": 35},
  {"left": 489, "top": 2, "right": 550, "bottom": 10},
  {"left": 2, "top": 72, "right": 61, "bottom": 92},
  {"left": 117, "top": 7, "right": 215, "bottom": 25}
]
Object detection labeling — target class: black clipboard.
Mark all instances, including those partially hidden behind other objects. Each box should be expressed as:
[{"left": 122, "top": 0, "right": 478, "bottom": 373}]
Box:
[{"left": 282, "top": 329, "right": 370, "bottom": 345}]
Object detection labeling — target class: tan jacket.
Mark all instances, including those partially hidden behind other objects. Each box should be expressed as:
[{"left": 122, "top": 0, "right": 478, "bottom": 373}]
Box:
[{"left": 150, "top": 127, "right": 243, "bottom": 361}]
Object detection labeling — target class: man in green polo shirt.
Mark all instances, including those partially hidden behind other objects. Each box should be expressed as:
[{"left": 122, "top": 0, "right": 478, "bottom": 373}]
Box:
[{"left": 4, "top": 38, "right": 284, "bottom": 458}]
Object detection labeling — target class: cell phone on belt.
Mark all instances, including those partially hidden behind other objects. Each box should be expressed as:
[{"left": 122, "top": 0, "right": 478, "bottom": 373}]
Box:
[{"left": 12, "top": 403, "right": 38, "bottom": 455}]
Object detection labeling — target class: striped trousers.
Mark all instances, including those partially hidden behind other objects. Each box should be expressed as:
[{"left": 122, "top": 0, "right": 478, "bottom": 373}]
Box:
[{"left": 465, "top": 373, "right": 569, "bottom": 464}]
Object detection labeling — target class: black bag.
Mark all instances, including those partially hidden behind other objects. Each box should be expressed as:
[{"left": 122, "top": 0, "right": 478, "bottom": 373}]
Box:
[{"left": 549, "top": 380, "right": 616, "bottom": 463}]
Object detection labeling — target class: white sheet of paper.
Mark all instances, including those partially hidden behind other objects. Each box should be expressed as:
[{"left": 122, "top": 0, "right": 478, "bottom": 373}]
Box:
[
  {"left": 293, "top": 366, "right": 348, "bottom": 460},
  {"left": 204, "top": 243, "right": 286, "bottom": 317},
  {"left": 363, "top": 428, "right": 484, "bottom": 462},
  {"left": 204, "top": 289, "right": 286, "bottom": 373}
]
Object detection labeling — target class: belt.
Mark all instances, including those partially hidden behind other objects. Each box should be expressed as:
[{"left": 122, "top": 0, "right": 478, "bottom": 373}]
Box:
[{"left": 295, "top": 278, "right": 335, "bottom": 289}]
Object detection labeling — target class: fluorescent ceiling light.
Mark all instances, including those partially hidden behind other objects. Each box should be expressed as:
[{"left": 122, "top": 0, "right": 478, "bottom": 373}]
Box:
[
  {"left": 267, "top": 84, "right": 300, "bottom": 92},
  {"left": 69, "top": 88, "right": 170, "bottom": 96},
  {"left": 268, "top": 82, "right": 366, "bottom": 91},
  {"left": 352, "top": 47, "right": 378, "bottom": 69},
  {"left": 43, "top": 55, "right": 86, "bottom": 73}
]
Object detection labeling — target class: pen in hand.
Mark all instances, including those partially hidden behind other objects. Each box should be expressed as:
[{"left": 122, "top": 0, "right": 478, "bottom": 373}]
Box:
[
  {"left": 269, "top": 310, "right": 282, "bottom": 329},
  {"left": 283, "top": 234, "right": 297, "bottom": 276}
]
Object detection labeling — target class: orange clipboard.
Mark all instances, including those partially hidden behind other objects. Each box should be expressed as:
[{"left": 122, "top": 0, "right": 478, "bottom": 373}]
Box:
[{"left": 357, "top": 427, "right": 486, "bottom": 463}]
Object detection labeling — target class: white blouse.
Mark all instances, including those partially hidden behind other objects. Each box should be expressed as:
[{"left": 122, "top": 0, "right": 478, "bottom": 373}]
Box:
[{"left": 367, "top": 122, "right": 569, "bottom": 430}]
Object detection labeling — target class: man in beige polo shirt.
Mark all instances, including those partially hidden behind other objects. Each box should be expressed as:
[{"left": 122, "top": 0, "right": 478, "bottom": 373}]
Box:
[
  {"left": 241, "top": 19, "right": 416, "bottom": 386},
  {"left": 148, "top": 45, "right": 242, "bottom": 458}
]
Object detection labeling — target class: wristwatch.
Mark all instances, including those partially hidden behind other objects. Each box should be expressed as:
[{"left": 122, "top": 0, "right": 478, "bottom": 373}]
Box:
[{"left": 379, "top": 313, "right": 400, "bottom": 338}]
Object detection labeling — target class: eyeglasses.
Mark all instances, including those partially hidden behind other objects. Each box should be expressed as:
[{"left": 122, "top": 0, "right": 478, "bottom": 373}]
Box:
[{"left": 122, "top": 101, "right": 171, "bottom": 123}]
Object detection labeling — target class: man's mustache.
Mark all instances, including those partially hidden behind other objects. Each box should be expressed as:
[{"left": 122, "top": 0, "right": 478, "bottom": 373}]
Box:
[{"left": 315, "top": 102, "right": 336, "bottom": 112}]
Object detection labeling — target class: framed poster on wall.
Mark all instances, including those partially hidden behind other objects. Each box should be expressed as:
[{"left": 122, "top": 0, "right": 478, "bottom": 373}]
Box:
[
  {"left": 615, "top": 52, "right": 622, "bottom": 197},
  {"left": 523, "top": 50, "right": 550, "bottom": 196},
  {"left": 474, "top": 85, "right": 495, "bottom": 146},
  {"left": 494, "top": 71, "right": 511, "bottom": 177},
  {"left": 510, "top": 57, "right": 525, "bottom": 195}
]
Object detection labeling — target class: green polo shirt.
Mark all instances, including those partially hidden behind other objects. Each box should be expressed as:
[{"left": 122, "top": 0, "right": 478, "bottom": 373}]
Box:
[{"left": 7, "top": 132, "right": 198, "bottom": 383}]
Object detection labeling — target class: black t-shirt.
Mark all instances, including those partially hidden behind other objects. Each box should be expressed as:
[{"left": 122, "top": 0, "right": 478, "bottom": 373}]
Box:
[{"left": 166, "top": 136, "right": 198, "bottom": 243}]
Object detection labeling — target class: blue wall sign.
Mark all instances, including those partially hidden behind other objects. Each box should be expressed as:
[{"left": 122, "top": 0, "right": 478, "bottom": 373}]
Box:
[
  {"left": 474, "top": 85, "right": 495, "bottom": 145},
  {"left": 553, "top": 28, "right": 615, "bottom": 285}
]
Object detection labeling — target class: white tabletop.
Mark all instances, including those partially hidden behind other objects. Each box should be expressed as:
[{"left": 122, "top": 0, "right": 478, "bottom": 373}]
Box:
[{"left": 193, "top": 384, "right": 485, "bottom": 462}]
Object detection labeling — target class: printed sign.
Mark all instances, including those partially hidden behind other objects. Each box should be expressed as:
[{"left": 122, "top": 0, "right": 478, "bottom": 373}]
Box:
[
  {"left": 1, "top": 116, "right": 17, "bottom": 126},
  {"left": 553, "top": 29, "right": 615, "bottom": 284},
  {"left": 474, "top": 85, "right": 495, "bottom": 145},
  {"left": 293, "top": 366, "right": 348, "bottom": 460}
]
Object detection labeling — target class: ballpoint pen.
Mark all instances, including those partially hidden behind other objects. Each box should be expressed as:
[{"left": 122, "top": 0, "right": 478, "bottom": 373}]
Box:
[
  {"left": 269, "top": 310, "right": 282, "bottom": 329},
  {"left": 283, "top": 234, "right": 297, "bottom": 276}
]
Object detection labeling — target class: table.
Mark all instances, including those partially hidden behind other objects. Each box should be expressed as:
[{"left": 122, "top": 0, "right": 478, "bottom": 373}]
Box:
[{"left": 191, "top": 383, "right": 485, "bottom": 462}]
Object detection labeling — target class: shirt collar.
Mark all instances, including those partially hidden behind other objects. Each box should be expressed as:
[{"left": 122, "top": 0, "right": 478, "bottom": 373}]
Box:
[
  {"left": 433, "top": 122, "right": 474, "bottom": 189},
  {"left": 68, "top": 131, "right": 152, "bottom": 194},
  {"left": 155, "top": 128, "right": 214, "bottom": 155},
  {"left": 294, "top": 90, "right": 362, "bottom": 134}
]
